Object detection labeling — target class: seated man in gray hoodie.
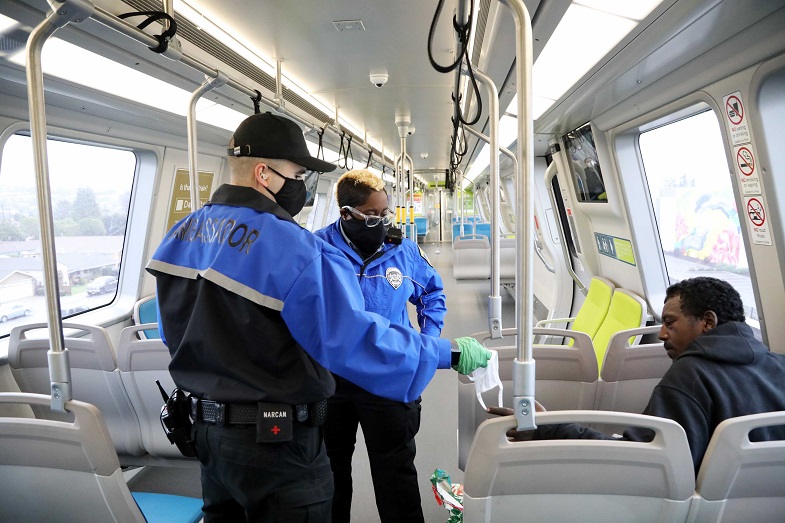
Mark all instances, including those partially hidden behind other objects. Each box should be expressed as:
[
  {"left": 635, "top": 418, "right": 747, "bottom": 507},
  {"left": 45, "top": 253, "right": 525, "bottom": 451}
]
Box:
[{"left": 492, "top": 276, "right": 785, "bottom": 474}]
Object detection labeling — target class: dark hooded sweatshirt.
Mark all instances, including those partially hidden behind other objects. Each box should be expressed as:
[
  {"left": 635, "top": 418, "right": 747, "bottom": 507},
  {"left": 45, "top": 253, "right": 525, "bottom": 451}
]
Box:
[{"left": 534, "top": 321, "right": 785, "bottom": 474}]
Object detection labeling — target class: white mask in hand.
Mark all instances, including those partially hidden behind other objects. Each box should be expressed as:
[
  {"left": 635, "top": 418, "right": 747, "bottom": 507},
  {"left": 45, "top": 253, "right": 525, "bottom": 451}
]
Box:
[{"left": 468, "top": 349, "right": 502, "bottom": 410}]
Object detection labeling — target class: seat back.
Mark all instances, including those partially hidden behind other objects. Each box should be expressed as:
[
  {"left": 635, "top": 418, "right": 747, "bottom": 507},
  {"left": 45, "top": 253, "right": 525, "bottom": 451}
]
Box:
[
  {"left": 499, "top": 237, "right": 516, "bottom": 280},
  {"left": 596, "top": 325, "right": 670, "bottom": 410},
  {"left": 7, "top": 323, "right": 144, "bottom": 457},
  {"left": 535, "top": 276, "right": 615, "bottom": 346},
  {"left": 117, "top": 324, "right": 195, "bottom": 461},
  {"left": 457, "top": 327, "right": 599, "bottom": 470},
  {"left": 474, "top": 222, "right": 491, "bottom": 242},
  {"left": 569, "top": 276, "right": 615, "bottom": 343},
  {"left": 0, "top": 392, "right": 203, "bottom": 523},
  {"left": 463, "top": 410, "right": 695, "bottom": 523},
  {"left": 413, "top": 216, "right": 427, "bottom": 238},
  {"left": 690, "top": 411, "right": 785, "bottom": 522},
  {"left": 591, "top": 288, "right": 647, "bottom": 371},
  {"left": 134, "top": 294, "right": 161, "bottom": 339},
  {"left": 452, "top": 222, "right": 474, "bottom": 240},
  {"left": 452, "top": 235, "right": 491, "bottom": 279}
]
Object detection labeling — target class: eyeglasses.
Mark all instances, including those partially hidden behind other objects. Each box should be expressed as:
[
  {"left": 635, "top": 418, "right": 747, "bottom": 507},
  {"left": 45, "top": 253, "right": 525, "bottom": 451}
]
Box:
[{"left": 342, "top": 206, "right": 395, "bottom": 227}]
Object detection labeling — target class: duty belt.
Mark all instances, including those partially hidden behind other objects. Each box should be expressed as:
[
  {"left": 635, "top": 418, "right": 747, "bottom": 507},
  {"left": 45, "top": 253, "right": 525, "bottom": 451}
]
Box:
[{"left": 189, "top": 397, "right": 326, "bottom": 426}]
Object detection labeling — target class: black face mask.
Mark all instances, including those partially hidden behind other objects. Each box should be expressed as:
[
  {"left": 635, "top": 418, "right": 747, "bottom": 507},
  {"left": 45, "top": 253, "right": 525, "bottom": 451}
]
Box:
[
  {"left": 341, "top": 217, "right": 388, "bottom": 257},
  {"left": 269, "top": 168, "right": 307, "bottom": 217}
]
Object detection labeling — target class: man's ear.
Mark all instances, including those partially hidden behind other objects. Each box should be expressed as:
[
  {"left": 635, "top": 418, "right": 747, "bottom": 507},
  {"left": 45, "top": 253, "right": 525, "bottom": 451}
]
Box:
[
  {"left": 254, "top": 163, "right": 269, "bottom": 187},
  {"left": 702, "top": 310, "right": 718, "bottom": 331}
]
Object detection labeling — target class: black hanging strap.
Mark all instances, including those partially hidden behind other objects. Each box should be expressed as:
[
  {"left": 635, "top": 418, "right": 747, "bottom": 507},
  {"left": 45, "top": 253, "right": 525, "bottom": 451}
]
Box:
[
  {"left": 316, "top": 125, "right": 327, "bottom": 161},
  {"left": 338, "top": 132, "right": 347, "bottom": 169},
  {"left": 251, "top": 90, "right": 262, "bottom": 114},
  {"left": 345, "top": 135, "right": 354, "bottom": 170},
  {"left": 118, "top": 11, "right": 178, "bottom": 54}
]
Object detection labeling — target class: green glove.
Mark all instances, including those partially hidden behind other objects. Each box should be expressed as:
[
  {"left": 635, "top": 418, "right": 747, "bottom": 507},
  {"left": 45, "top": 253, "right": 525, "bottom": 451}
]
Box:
[{"left": 452, "top": 337, "right": 492, "bottom": 375}]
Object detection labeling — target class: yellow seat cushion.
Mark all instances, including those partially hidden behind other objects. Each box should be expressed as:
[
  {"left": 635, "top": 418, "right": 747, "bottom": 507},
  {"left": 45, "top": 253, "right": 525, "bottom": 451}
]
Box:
[
  {"left": 567, "top": 278, "right": 614, "bottom": 346},
  {"left": 592, "top": 290, "right": 644, "bottom": 371}
]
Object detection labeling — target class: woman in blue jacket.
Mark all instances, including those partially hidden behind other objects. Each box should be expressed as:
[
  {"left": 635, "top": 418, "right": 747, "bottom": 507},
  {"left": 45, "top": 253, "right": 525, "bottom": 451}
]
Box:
[{"left": 315, "top": 169, "right": 447, "bottom": 523}]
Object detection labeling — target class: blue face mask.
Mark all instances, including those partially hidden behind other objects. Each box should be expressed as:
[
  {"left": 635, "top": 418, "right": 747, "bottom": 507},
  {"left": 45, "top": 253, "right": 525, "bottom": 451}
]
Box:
[{"left": 269, "top": 168, "right": 307, "bottom": 217}]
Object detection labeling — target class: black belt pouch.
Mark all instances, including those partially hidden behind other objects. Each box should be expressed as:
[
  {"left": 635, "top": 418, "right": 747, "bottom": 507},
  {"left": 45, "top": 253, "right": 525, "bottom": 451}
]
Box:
[{"left": 256, "top": 402, "right": 293, "bottom": 443}]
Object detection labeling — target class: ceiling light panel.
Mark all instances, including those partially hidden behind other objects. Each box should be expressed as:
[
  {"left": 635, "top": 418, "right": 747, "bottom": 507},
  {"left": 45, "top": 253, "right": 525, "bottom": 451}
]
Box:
[
  {"left": 574, "top": 0, "right": 664, "bottom": 21},
  {"left": 532, "top": 3, "right": 636, "bottom": 102}
]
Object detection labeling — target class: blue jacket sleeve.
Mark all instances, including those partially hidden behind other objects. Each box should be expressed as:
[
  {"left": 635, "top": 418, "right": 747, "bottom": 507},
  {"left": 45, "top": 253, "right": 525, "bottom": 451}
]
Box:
[
  {"left": 280, "top": 248, "right": 452, "bottom": 403},
  {"left": 408, "top": 243, "right": 446, "bottom": 337}
]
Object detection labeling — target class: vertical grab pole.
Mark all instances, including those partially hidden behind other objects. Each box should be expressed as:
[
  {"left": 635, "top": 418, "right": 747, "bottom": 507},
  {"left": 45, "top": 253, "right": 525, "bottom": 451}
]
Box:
[
  {"left": 406, "top": 153, "right": 415, "bottom": 232},
  {"left": 26, "top": 0, "right": 95, "bottom": 412},
  {"left": 188, "top": 72, "right": 228, "bottom": 211},
  {"left": 501, "top": 0, "right": 536, "bottom": 430},
  {"left": 472, "top": 69, "right": 502, "bottom": 338}
]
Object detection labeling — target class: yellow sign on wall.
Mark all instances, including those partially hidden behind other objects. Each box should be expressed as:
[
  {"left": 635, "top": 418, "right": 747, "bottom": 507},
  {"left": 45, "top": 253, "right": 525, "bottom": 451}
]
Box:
[{"left": 166, "top": 169, "right": 214, "bottom": 231}]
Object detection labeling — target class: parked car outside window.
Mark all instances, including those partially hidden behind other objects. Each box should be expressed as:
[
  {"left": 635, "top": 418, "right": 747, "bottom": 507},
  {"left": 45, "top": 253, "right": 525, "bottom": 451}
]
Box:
[
  {"left": 86, "top": 276, "right": 118, "bottom": 296},
  {"left": 0, "top": 304, "right": 32, "bottom": 323}
]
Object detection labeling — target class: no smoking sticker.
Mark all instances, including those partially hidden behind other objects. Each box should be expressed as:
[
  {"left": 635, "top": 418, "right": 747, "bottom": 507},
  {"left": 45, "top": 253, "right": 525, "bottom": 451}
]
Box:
[
  {"left": 734, "top": 145, "right": 761, "bottom": 195},
  {"left": 744, "top": 197, "right": 772, "bottom": 245},
  {"left": 723, "top": 91, "right": 750, "bottom": 145}
]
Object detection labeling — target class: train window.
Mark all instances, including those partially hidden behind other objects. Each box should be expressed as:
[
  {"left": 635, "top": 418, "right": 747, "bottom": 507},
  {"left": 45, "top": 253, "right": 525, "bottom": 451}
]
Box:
[
  {"left": 639, "top": 111, "right": 757, "bottom": 327},
  {"left": 0, "top": 134, "right": 136, "bottom": 338},
  {"left": 565, "top": 124, "right": 607, "bottom": 202}
]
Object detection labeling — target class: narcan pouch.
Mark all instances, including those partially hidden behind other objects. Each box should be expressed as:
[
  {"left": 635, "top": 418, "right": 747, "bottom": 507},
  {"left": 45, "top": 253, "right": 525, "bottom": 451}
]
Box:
[{"left": 157, "top": 380, "right": 197, "bottom": 458}]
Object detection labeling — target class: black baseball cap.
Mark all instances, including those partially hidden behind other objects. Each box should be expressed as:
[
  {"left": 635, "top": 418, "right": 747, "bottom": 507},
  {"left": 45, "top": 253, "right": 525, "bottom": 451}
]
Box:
[{"left": 227, "top": 111, "right": 336, "bottom": 172}]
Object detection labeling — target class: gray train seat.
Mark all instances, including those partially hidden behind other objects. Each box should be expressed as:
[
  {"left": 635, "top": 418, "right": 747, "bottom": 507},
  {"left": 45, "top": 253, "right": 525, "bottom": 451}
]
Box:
[
  {"left": 452, "top": 235, "right": 491, "bottom": 279},
  {"left": 117, "top": 323, "right": 197, "bottom": 463},
  {"left": 7, "top": 322, "right": 145, "bottom": 458},
  {"left": 499, "top": 237, "right": 516, "bottom": 280},
  {"left": 689, "top": 410, "right": 785, "bottom": 522},
  {"left": 457, "top": 327, "right": 599, "bottom": 470},
  {"left": 0, "top": 392, "right": 203, "bottom": 523},
  {"left": 463, "top": 410, "right": 694, "bottom": 522},
  {"left": 594, "top": 325, "right": 671, "bottom": 433}
]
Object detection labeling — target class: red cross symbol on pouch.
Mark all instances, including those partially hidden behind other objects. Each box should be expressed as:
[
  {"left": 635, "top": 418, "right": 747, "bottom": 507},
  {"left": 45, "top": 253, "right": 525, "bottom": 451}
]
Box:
[{"left": 271, "top": 425, "right": 281, "bottom": 435}]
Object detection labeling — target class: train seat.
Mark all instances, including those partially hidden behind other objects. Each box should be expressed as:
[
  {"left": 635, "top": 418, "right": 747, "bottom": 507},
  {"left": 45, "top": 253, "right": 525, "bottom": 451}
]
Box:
[
  {"left": 0, "top": 392, "right": 203, "bottom": 523},
  {"left": 7, "top": 323, "right": 145, "bottom": 458},
  {"left": 134, "top": 294, "right": 161, "bottom": 339},
  {"left": 591, "top": 288, "right": 648, "bottom": 371},
  {"left": 452, "top": 235, "right": 491, "bottom": 279},
  {"left": 452, "top": 222, "right": 474, "bottom": 241},
  {"left": 457, "top": 327, "right": 599, "bottom": 471},
  {"left": 413, "top": 216, "right": 427, "bottom": 239},
  {"left": 462, "top": 411, "right": 695, "bottom": 522},
  {"left": 499, "top": 237, "right": 516, "bottom": 280},
  {"left": 689, "top": 410, "right": 785, "bottom": 522},
  {"left": 116, "top": 324, "right": 197, "bottom": 463},
  {"left": 474, "top": 222, "right": 491, "bottom": 242},
  {"left": 535, "top": 276, "right": 615, "bottom": 343},
  {"left": 594, "top": 325, "right": 671, "bottom": 433}
]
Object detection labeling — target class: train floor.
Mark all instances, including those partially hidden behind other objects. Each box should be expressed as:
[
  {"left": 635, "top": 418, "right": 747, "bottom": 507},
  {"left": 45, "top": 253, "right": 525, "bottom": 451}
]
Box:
[{"left": 127, "top": 240, "right": 517, "bottom": 522}]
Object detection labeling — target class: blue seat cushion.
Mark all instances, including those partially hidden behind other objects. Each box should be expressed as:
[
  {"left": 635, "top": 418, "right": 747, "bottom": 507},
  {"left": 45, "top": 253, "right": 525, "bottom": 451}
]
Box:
[{"left": 132, "top": 492, "right": 204, "bottom": 523}]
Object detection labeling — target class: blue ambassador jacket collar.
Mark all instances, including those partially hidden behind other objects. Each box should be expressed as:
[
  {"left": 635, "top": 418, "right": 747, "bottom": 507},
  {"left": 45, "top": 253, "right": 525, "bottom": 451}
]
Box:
[{"left": 208, "top": 184, "right": 297, "bottom": 224}]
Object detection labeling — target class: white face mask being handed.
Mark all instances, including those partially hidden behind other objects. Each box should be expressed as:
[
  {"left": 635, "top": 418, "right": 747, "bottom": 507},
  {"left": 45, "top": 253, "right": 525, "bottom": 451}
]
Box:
[{"left": 468, "top": 349, "right": 503, "bottom": 410}]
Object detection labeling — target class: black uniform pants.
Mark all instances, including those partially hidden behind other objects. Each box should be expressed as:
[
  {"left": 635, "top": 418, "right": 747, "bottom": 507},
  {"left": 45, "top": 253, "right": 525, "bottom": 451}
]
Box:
[
  {"left": 192, "top": 418, "right": 334, "bottom": 522},
  {"left": 323, "top": 376, "right": 424, "bottom": 523}
]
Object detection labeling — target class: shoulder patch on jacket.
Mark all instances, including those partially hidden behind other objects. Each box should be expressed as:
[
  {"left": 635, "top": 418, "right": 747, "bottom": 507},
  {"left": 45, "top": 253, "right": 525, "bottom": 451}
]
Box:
[{"left": 418, "top": 246, "right": 433, "bottom": 267}]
